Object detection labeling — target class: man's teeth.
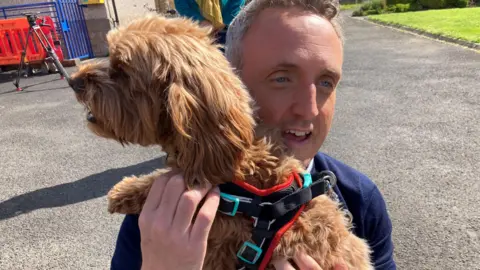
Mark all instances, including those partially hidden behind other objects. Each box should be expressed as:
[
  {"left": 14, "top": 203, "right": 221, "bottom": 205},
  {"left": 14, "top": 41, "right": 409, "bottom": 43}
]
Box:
[{"left": 285, "top": 130, "right": 312, "bottom": 137}]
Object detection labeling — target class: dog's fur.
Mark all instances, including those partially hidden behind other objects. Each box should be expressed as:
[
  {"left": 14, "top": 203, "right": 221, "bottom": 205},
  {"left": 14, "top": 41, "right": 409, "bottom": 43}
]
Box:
[{"left": 70, "top": 15, "right": 373, "bottom": 270}]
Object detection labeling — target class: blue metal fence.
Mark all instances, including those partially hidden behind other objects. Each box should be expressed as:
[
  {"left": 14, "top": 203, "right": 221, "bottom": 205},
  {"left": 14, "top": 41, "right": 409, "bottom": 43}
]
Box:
[
  {"left": 0, "top": 1, "right": 94, "bottom": 60},
  {"left": 56, "top": 0, "right": 93, "bottom": 60}
]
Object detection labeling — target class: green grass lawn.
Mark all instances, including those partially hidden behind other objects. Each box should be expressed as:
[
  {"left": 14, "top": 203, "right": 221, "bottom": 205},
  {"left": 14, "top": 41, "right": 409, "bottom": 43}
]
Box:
[
  {"left": 368, "top": 7, "right": 480, "bottom": 43},
  {"left": 341, "top": 3, "right": 361, "bottom": 10}
]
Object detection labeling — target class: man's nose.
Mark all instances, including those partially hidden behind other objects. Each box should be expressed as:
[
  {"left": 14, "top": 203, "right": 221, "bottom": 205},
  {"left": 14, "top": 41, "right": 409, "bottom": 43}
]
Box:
[{"left": 292, "top": 83, "right": 319, "bottom": 120}]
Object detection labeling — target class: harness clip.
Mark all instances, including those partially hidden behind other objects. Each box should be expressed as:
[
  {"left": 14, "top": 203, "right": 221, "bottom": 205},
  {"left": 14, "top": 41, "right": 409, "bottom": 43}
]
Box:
[
  {"left": 219, "top": 192, "right": 240, "bottom": 216},
  {"left": 237, "top": 241, "right": 263, "bottom": 265},
  {"left": 301, "top": 172, "right": 313, "bottom": 188}
]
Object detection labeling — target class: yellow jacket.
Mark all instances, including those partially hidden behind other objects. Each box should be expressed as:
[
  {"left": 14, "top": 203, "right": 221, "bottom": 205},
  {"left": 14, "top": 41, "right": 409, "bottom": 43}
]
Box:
[{"left": 196, "top": 0, "right": 224, "bottom": 29}]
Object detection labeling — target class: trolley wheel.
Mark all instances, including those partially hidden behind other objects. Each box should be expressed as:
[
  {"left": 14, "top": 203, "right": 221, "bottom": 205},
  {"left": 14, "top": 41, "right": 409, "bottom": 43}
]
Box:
[
  {"left": 47, "top": 61, "right": 58, "bottom": 74},
  {"left": 38, "top": 62, "right": 50, "bottom": 74}
]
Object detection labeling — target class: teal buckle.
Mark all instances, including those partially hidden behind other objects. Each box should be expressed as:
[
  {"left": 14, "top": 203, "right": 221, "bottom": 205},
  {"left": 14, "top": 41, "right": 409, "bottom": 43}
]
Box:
[
  {"left": 219, "top": 192, "right": 240, "bottom": 216},
  {"left": 237, "top": 241, "right": 263, "bottom": 264},
  {"left": 302, "top": 172, "right": 312, "bottom": 188}
]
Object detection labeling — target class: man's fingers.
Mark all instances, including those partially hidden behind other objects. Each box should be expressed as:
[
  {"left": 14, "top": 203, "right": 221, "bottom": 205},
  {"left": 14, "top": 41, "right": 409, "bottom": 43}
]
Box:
[
  {"left": 142, "top": 173, "right": 172, "bottom": 213},
  {"left": 271, "top": 257, "right": 296, "bottom": 270},
  {"left": 155, "top": 174, "right": 186, "bottom": 225},
  {"left": 173, "top": 182, "right": 212, "bottom": 232},
  {"left": 293, "top": 252, "right": 321, "bottom": 270},
  {"left": 189, "top": 187, "right": 220, "bottom": 243},
  {"left": 333, "top": 263, "right": 348, "bottom": 270}
]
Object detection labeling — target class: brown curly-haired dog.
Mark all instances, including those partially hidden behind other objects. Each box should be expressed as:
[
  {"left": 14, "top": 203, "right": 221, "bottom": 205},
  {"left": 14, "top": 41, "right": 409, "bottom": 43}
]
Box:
[{"left": 70, "top": 14, "right": 373, "bottom": 270}]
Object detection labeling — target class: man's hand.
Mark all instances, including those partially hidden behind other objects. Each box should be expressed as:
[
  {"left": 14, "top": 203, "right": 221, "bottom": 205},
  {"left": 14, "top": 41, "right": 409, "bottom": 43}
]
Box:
[
  {"left": 138, "top": 172, "right": 220, "bottom": 270},
  {"left": 272, "top": 253, "right": 348, "bottom": 270}
]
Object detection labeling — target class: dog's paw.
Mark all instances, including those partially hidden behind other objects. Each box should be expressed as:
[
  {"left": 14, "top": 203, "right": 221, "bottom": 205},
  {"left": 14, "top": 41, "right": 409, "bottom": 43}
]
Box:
[
  {"left": 107, "top": 168, "right": 171, "bottom": 214},
  {"left": 107, "top": 175, "right": 155, "bottom": 214}
]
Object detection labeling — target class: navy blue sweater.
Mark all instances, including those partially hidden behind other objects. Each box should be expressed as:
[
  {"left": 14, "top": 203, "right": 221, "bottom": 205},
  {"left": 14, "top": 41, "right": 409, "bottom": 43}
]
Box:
[{"left": 110, "top": 152, "right": 396, "bottom": 269}]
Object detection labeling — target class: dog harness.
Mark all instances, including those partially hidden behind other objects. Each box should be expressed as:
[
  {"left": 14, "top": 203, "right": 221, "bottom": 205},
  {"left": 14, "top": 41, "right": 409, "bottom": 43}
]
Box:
[{"left": 217, "top": 170, "right": 338, "bottom": 270}]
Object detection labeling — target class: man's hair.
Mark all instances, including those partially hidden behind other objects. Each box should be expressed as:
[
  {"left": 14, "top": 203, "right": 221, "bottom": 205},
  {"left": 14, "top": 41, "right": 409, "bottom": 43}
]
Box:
[{"left": 225, "top": 0, "right": 343, "bottom": 71}]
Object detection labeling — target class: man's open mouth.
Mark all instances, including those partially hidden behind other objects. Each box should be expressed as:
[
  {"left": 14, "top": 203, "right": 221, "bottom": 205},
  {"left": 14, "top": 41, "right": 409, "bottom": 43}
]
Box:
[{"left": 283, "top": 129, "right": 312, "bottom": 142}]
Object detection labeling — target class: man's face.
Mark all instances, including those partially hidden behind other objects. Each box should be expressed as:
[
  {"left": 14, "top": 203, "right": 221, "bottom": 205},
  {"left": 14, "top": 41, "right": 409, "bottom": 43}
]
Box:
[{"left": 240, "top": 7, "right": 343, "bottom": 167}]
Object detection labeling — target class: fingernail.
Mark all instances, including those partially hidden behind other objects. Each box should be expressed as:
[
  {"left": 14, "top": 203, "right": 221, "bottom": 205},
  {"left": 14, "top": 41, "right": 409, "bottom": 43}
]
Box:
[{"left": 213, "top": 187, "right": 220, "bottom": 194}]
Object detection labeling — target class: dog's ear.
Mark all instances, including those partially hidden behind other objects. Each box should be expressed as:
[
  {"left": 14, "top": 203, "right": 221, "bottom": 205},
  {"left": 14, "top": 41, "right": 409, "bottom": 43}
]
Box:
[{"left": 168, "top": 78, "right": 256, "bottom": 188}]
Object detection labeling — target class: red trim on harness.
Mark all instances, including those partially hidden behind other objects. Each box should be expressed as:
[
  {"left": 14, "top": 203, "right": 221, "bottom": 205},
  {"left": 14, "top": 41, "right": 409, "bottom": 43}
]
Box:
[
  {"left": 258, "top": 205, "right": 306, "bottom": 270},
  {"left": 232, "top": 171, "right": 301, "bottom": 196},
  {"left": 231, "top": 171, "right": 306, "bottom": 269},
  {"left": 257, "top": 172, "right": 305, "bottom": 269},
  {"left": 237, "top": 172, "right": 305, "bottom": 270},
  {"left": 293, "top": 172, "right": 303, "bottom": 189}
]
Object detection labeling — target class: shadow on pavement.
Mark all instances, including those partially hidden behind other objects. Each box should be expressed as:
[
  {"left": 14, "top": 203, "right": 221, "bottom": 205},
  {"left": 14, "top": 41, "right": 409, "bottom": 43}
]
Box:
[
  {"left": 0, "top": 72, "right": 15, "bottom": 84},
  {"left": 0, "top": 78, "right": 66, "bottom": 95},
  {"left": 0, "top": 157, "right": 166, "bottom": 221}
]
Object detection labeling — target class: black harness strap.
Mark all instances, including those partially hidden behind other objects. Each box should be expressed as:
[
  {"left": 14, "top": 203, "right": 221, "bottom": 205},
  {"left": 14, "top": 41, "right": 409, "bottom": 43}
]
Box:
[
  {"left": 217, "top": 171, "right": 337, "bottom": 270},
  {"left": 260, "top": 179, "right": 327, "bottom": 220}
]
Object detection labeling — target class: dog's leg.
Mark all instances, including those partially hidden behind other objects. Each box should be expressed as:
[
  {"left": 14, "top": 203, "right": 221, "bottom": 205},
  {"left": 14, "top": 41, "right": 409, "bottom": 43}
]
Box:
[{"left": 107, "top": 168, "right": 172, "bottom": 214}]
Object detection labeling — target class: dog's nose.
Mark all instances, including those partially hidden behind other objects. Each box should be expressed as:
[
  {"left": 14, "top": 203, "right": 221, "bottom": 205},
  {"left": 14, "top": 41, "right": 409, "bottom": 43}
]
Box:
[
  {"left": 87, "top": 112, "right": 96, "bottom": 123},
  {"left": 69, "top": 76, "right": 85, "bottom": 93}
]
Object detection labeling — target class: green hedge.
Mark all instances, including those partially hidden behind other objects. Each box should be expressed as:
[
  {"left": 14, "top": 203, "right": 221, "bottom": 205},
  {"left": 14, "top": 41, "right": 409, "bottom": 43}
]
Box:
[
  {"left": 418, "top": 0, "right": 468, "bottom": 8},
  {"left": 352, "top": 0, "right": 387, "bottom": 16},
  {"left": 387, "top": 3, "right": 411, "bottom": 11},
  {"left": 446, "top": 0, "right": 468, "bottom": 7},
  {"left": 419, "top": 0, "right": 445, "bottom": 8},
  {"left": 386, "top": 0, "right": 415, "bottom": 5}
]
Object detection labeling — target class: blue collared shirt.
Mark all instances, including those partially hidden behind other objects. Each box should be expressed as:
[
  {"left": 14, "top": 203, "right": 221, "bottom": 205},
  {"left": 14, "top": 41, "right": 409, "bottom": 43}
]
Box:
[{"left": 110, "top": 152, "right": 396, "bottom": 269}]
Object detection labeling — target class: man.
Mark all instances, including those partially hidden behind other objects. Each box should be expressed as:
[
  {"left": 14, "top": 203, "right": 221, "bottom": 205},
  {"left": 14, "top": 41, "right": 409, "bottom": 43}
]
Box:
[
  {"left": 174, "top": 0, "right": 245, "bottom": 46},
  {"left": 110, "top": 0, "right": 396, "bottom": 269}
]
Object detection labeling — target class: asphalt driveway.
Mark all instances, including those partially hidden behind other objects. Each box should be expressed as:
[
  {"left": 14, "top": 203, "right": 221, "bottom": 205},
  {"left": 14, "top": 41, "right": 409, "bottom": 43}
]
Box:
[
  {"left": 0, "top": 13, "right": 479, "bottom": 270},
  {"left": 321, "top": 15, "right": 479, "bottom": 270}
]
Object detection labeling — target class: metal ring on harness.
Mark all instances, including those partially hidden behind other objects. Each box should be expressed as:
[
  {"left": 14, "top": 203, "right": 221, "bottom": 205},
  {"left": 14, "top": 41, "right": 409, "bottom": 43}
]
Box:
[{"left": 317, "top": 170, "right": 337, "bottom": 189}]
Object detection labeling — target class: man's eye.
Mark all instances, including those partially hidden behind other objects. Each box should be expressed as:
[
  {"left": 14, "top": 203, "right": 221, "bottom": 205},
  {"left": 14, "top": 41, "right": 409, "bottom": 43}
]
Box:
[
  {"left": 318, "top": 80, "right": 333, "bottom": 88},
  {"left": 273, "top": 77, "right": 290, "bottom": 83}
]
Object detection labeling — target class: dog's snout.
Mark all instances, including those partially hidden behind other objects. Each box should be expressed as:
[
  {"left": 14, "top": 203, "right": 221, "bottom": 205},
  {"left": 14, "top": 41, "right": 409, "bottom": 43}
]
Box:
[{"left": 69, "top": 76, "right": 86, "bottom": 93}]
